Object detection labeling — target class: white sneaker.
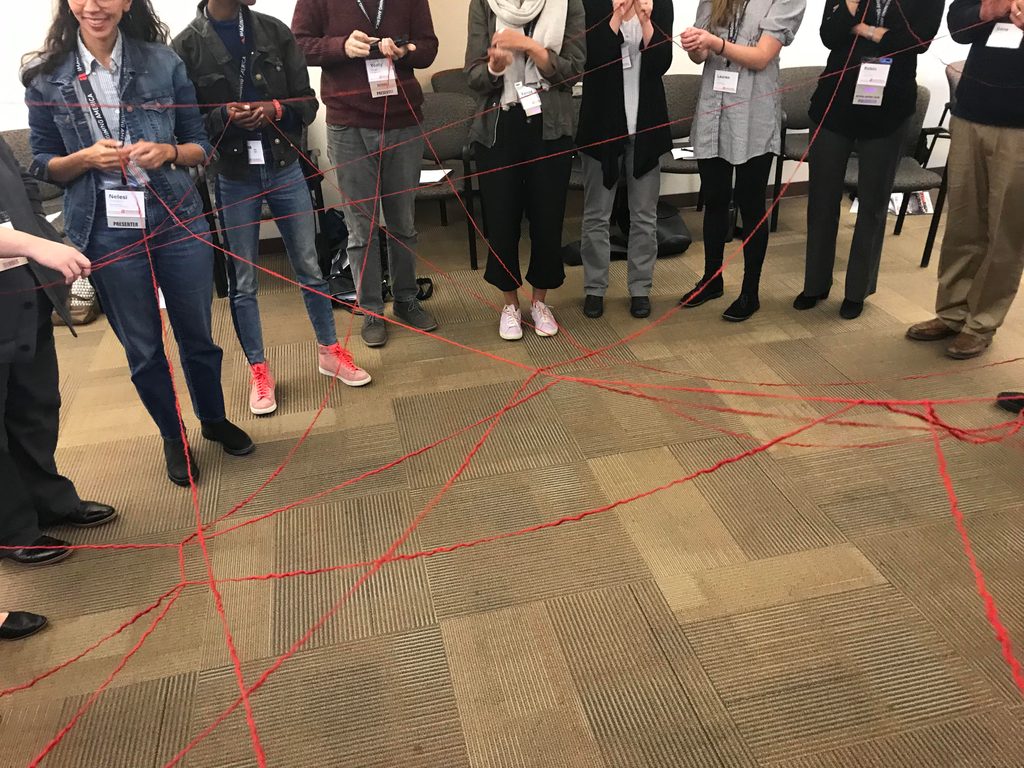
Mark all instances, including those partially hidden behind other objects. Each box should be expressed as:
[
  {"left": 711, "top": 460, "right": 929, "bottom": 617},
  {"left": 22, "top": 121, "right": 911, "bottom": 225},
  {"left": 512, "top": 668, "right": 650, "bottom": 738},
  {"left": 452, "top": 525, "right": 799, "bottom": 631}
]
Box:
[
  {"left": 499, "top": 304, "right": 523, "bottom": 340},
  {"left": 530, "top": 300, "right": 559, "bottom": 337}
]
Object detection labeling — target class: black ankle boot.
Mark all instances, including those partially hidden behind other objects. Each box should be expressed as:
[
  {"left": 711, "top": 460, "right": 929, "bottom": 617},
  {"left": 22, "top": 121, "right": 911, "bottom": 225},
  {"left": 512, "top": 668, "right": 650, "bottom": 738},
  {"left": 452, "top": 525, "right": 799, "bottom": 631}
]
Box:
[
  {"left": 679, "top": 278, "right": 724, "bottom": 307},
  {"left": 793, "top": 290, "right": 829, "bottom": 310},
  {"left": 164, "top": 439, "right": 199, "bottom": 487},
  {"left": 201, "top": 419, "right": 255, "bottom": 456},
  {"left": 722, "top": 294, "right": 761, "bottom": 322}
]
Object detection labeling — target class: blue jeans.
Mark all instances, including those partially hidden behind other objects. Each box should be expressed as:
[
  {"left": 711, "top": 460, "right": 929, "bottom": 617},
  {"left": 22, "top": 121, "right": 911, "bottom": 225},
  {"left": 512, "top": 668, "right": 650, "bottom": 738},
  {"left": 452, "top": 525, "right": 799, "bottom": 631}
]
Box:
[
  {"left": 86, "top": 193, "right": 226, "bottom": 440},
  {"left": 216, "top": 161, "right": 336, "bottom": 364}
]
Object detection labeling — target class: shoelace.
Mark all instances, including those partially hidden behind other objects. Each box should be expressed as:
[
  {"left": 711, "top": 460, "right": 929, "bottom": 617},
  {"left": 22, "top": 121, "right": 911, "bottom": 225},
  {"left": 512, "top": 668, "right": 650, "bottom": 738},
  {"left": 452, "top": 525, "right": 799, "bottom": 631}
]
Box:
[
  {"left": 252, "top": 367, "right": 272, "bottom": 399},
  {"left": 534, "top": 304, "right": 554, "bottom": 325},
  {"left": 326, "top": 344, "right": 359, "bottom": 373}
]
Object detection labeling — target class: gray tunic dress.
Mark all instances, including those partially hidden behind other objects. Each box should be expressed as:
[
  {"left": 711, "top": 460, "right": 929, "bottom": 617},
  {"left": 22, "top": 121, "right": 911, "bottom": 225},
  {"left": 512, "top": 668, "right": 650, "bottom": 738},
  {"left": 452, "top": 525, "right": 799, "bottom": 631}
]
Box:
[{"left": 690, "top": 0, "right": 806, "bottom": 165}]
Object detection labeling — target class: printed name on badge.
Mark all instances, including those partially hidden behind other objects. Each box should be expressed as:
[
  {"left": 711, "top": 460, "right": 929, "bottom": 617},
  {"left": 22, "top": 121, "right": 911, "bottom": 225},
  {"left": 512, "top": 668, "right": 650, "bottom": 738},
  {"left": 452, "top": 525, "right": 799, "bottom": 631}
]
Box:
[
  {"left": 621, "top": 44, "right": 632, "bottom": 69},
  {"left": 853, "top": 58, "right": 891, "bottom": 106},
  {"left": 987, "top": 22, "right": 1024, "bottom": 49},
  {"left": 366, "top": 58, "right": 398, "bottom": 98},
  {"left": 713, "top": 70, "right": 739, "bottom": 94},
  {"left": 105, "top": 189, "right": 147, "bottom": 230},
  {"left": 247, "top": 140, "right": 266, "bottom": 165},
  {"left": 514, "top": 82, "right": 543, "bottom": 116}
]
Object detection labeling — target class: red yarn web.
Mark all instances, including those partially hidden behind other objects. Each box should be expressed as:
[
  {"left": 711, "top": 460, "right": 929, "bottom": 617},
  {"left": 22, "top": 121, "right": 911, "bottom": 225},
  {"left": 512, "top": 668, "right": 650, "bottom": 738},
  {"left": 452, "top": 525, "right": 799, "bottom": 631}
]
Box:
[{"left": 3, "top": 5, "right": 1024, "bottom": 766}]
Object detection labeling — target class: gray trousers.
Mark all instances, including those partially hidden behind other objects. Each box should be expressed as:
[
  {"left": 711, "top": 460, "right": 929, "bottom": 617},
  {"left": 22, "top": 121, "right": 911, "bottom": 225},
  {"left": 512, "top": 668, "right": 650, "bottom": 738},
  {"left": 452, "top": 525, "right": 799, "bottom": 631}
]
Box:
[
  {"left": 327, "top": 124, "right": 423, "bottom": 315},
  {"left": 580, "top": 142, "right": 661, "bottom": 298},
  {"left": 804, "top": 122, "right": 907, "bottom": 301}
]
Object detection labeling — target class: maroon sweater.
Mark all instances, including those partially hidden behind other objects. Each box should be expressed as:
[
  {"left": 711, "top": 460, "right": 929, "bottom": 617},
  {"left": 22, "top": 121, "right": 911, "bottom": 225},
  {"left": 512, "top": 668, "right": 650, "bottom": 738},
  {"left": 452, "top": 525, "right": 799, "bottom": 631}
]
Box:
[{"left": 292, "top": 0, "right": 438, "bottom": 128}]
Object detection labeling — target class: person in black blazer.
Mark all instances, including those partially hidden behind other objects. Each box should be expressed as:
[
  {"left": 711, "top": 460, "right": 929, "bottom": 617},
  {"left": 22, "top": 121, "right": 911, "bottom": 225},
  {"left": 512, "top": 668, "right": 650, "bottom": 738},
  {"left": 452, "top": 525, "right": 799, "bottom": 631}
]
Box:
[
  {"left": 577, "top": 0, "right": 673, "bottom": 319},
  {"left": 0, "top": 135, "right": 117, "bottom": 568}
]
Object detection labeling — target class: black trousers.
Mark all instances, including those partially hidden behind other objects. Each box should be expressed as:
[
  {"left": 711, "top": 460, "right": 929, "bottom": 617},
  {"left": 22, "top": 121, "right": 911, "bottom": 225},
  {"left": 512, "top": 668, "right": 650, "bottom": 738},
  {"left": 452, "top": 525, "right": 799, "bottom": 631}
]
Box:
[
  {"left": 697, "top": 153, "right": 774, "bottom": 296},
  {"left": 475, "top": 107, "right": 573, "bottom": 293},
  {"left": 0, "top": 301, "right": 80, "bottom": 549},
  {"left": 804, "top": 122, "right": 907, "bottom": 301}
]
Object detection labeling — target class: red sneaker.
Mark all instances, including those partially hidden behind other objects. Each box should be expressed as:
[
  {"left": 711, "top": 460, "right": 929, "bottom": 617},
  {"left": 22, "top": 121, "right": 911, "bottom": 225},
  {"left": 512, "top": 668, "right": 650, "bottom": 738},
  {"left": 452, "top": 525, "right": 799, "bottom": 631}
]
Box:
[
  {"left": 317, "top": 343, "right": 372, "bottom": 387},
  {"left": 249, "top": 362, "right": 277, "bottom": 415}
]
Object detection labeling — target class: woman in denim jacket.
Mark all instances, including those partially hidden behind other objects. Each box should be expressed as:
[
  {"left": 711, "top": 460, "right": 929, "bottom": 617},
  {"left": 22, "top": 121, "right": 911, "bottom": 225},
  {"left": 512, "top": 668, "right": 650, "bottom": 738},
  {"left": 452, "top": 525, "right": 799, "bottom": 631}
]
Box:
[{"left": 23, "top": 0, "right": 253, "bottom": 487}]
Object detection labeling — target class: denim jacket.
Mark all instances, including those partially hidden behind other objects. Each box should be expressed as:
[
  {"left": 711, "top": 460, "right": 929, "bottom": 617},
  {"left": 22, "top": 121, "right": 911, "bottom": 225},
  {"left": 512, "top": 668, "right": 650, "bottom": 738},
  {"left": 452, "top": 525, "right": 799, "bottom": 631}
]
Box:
[
  {"left": 172, "top": 2, "right": 319, "bottom": 180},
  {"left": 25, "top": 38, "right": 214, "bottom": 252}
]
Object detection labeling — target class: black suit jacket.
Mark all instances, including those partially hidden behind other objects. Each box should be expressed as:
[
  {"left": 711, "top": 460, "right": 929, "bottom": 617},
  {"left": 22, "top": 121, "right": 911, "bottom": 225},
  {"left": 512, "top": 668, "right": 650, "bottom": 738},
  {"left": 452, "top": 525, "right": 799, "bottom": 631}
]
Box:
[{"left": 0, "top": 135, "right": 73, "bottom": 365}]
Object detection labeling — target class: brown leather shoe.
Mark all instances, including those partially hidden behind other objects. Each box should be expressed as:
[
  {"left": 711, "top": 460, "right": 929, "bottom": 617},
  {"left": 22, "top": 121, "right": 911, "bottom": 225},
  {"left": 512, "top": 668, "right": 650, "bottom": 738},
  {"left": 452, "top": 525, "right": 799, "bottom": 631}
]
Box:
[
  {"left": 946, "top": 332, "right": 991, "bottom": 360},
  {"left": 906, "top": 318, "right": 958, "bottom": 341}
]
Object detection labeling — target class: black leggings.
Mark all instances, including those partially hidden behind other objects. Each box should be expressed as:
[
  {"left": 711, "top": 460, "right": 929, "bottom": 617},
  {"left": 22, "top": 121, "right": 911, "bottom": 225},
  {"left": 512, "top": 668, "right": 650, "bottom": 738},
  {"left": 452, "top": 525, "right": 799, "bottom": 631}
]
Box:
[{"left": 697, "top": 153, "right": 774, "bottom": 296}]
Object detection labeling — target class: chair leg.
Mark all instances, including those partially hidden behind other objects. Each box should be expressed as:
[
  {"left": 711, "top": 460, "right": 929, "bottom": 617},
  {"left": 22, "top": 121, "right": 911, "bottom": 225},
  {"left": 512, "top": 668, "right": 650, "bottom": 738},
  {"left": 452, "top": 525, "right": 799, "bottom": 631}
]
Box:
[
  {"left": 439, "top": 199, "right": 448, "bottom": 227},
  {"left": 894, "top": 192, "right": 911, "bottom": 236},
  {"left": 464, "top": 182, "right": 479, "bottom": 271},
  {"left": 921, "top": 172, "right": 948, "bottom": 269},
  {"left": 771, "top": 154, "right": 784, "bottom": 232}
]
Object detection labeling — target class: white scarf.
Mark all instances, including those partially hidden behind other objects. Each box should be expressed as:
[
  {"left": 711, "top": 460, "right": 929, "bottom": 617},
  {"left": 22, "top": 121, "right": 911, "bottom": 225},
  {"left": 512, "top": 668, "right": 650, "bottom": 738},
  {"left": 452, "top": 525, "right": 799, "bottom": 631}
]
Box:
[{"left": 487, "top": 0, "right": 567, "bottom": 107}]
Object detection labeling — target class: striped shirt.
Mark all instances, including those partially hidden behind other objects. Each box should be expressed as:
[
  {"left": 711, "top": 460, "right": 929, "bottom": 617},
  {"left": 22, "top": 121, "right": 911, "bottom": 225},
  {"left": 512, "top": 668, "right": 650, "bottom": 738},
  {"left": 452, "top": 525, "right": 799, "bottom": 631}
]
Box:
[{"left": 74, "top": 32, "right": 136, "bottom": 188}]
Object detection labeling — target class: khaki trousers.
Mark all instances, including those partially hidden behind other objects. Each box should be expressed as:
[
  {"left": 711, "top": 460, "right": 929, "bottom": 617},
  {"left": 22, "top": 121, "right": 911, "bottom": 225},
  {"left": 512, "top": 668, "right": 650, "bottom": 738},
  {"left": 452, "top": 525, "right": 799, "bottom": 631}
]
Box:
[{"left": 935, "top": 117, "right": 1024, "bottom": 340}]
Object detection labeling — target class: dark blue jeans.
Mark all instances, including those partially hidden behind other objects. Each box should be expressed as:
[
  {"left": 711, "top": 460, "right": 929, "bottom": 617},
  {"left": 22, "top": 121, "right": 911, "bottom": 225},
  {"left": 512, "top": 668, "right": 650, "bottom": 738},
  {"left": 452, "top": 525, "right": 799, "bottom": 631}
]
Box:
[
  {"left": 86, "top": 193, "right": 226, "bottom": 439},
  {"left": 216, "top": 161, "right": 336, "bottom": 364}
]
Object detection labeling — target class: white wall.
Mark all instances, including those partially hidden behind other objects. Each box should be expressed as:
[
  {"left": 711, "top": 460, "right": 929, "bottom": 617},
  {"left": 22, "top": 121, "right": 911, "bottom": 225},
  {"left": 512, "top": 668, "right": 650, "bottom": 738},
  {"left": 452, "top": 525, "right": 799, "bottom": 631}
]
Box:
[{"left": 1, "top": 0, "right": 967, "bottom": 197}]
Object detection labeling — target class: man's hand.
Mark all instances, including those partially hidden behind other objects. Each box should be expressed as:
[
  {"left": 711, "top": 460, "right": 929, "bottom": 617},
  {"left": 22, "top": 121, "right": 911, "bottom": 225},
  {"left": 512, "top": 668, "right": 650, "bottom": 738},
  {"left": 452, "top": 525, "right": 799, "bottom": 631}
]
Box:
[
  {"left": 378, "top": 38, "right": 417, "bottom": 59},
  {"left": 28, "top": 240, "right": 92, "bottom": 285},
  {"left": 492, "top": 28, "right": 539, "bottom": 55},
  {"left": 980, "top": 0, "right": 1012, "bottom": 20},
  {"left": 1011, "top": 0, "right": 1024, "bottom": 28},
  {"left": 345, "top": 29, "right": 379, "bottom": 58}
]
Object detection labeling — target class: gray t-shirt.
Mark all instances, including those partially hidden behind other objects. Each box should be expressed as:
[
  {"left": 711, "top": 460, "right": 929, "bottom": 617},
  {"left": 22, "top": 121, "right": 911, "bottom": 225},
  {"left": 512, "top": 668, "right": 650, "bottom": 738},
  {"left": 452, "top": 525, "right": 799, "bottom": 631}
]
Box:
[
  {"left": 690, "top": 0, "right": 806, "bottom": 165},
  {"left": 621, "top": 16, "right": 643, "bottom": 137}
]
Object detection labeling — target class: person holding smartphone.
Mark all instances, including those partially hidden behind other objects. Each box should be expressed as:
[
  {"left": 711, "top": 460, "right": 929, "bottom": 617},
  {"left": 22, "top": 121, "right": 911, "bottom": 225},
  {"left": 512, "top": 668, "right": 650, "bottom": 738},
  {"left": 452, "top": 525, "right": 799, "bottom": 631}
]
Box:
[
  {"left": 679, "top": 0, "right": 805, "bottom": 322},
  {"left": 293, "top": 0, "right": 440, "bottom": 349},
  {"left": 1, "top": 134, "right": 116, "bottom": 568},
  {"left": 174, "top": 0, "right": 371, "bottom": 418},
  {"left": 795, "top": 0, "right": 942, "bottom": 320},
  {"left": 24, "top": 0, "right": 254, "bottom": 487}
]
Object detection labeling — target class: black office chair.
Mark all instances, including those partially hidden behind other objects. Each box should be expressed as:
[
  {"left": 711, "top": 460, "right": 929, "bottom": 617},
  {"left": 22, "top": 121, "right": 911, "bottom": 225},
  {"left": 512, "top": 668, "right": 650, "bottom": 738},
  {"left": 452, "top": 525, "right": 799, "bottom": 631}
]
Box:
[
  {"left": 770, "top": 66, "right": 822, "bottom": 232},
  {"left": 920, "top": 61, "right": 964, "bottom": 268}
]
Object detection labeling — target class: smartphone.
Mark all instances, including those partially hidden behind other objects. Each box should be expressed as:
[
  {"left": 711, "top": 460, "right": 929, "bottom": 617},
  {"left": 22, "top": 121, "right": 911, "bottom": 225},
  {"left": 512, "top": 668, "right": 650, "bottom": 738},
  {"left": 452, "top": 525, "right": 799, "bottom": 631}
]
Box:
[{"left": 370, "top": 37, "right": 410, "bottom": 53}]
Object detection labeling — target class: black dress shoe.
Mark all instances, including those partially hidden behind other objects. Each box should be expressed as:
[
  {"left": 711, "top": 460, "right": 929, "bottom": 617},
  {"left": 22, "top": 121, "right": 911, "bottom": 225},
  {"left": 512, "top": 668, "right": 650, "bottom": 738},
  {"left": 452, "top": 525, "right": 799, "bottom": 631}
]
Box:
[
  {"left": 630, "top": 296, "right": 651, "bottom": 318},
  {"left": 583, "top": 295, "right": 604, "bottom": 319},
  {"left": 62, "top": 501, "right": 118, "bottom": 529},
  {"left": 8, "top": 536, "right": 72, "bottom": 566},
  {"left": 0, "top": 612, "right": 48, "bottom": 640},
  {"left": 679, "top": 279, "right": 724, "bottom": 308},
  {"left": 840, "top": 298, "right": 864, "bottom": 319},
  {"left": 996, "top": 391, "right": 1024, "bottom": 415},
  {"left": 201, "top": 419, "right": 255, "bottom": 457},
  {"left": 722, "top": 294, "right": 761, "bottom": 322},
  {"left": 793, "top": 290, "right": 829, "bottom": 310},
  {"left": 164, "top": 439, "right": 200, "bottom": 488}
]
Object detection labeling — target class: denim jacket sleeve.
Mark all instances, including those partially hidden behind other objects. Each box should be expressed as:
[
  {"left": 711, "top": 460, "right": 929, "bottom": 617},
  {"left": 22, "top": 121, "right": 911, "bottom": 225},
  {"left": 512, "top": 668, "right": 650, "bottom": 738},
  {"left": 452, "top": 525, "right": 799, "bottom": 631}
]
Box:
[
  {"left": 26, "top": 80, "right": 68, "bottom": 186},
  {"left": 169, "top": 52, "right": 214, "bottom": 159}
]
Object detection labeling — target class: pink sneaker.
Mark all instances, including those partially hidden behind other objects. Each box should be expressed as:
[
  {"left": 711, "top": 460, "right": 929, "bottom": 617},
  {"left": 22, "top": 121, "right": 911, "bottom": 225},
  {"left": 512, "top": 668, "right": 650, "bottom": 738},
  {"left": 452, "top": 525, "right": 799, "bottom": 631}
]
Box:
[
  {"left": 530, "top": 300, "right": 559, "bottom": 337},
  {"left": 499, "top": 304, "right": 523, "bottom": 340},
  {"left": 249, "top": 362, "right": 277, "bottom": 415},
  {"left": 318, "top": 343, "right": 372, "bottom": 387}
]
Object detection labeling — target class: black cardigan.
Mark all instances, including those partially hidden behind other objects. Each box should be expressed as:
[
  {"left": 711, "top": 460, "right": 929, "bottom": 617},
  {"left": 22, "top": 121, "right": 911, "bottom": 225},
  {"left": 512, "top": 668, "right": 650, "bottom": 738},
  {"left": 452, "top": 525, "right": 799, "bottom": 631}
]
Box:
[
  {"left": 576, "top": 0, "right": 674, "bottom": 188},
  {"left": 809, "top": 0, "right": 944, "bottom": 139},
  {"left": 0, "top": 137, "right": 72, "bottom": 365}
]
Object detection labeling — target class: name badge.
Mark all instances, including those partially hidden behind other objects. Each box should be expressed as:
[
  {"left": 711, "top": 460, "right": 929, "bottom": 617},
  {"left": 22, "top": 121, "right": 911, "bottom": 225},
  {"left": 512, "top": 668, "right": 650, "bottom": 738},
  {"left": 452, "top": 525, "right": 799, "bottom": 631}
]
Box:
[
  {"left": 0, "top": 219, "right": 29, "bottom": 272},
  {"left": 514, "top": 82, "right": 543, "bottom": 116},
  {"left": 987, "top": 22, "right": 1024, "bottom": 49},
  {"left": 105, "top": 188, "right": 147, "bottom": 230},
  {"left": 621, "top": 44, "right": 633, "bottom": 69},
  {"left": 247, "top": 140, "right": 266, "bottom": 165},
  {"left": 713, "top": 70, "right": 739, "bottom": 94},
  {"left": 366, "top": 58, "right": 398, "bottom": 98},
  {"left": 853, "top": 58, "right": 892, "bottom": 106}
]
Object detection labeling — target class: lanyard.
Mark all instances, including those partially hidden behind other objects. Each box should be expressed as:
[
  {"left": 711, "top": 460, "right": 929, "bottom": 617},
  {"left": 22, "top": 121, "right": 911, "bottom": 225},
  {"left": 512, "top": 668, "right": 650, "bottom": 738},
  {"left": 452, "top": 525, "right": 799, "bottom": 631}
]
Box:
[
  {"left": 728, "top": 0, "right": 751, "bottom": 44},
  {"left": 73, "top": 54, "right": 126, "bottom": 148},
  {"left": 236, "top": 10, "right": 250, "bottom": 102},
  {"left": 354, "top": 0, "right": 385, "bottom": 30},
  {"left": 874, "top": 0, "right": 893, "bottom": 25}
]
